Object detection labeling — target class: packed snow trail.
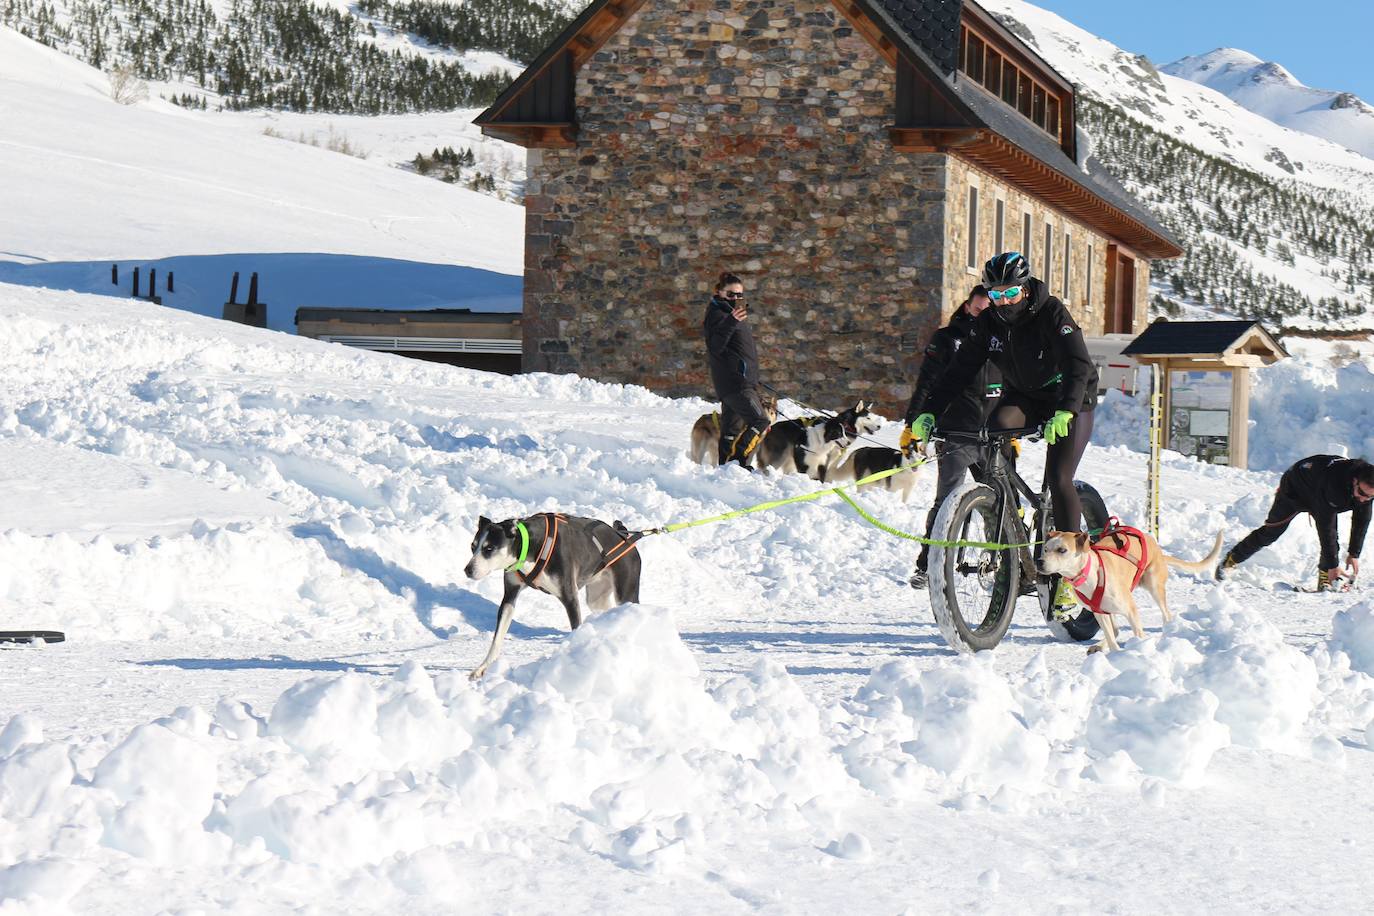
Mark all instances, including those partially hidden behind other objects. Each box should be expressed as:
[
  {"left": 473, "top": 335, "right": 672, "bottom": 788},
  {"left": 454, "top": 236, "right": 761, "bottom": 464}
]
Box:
[{"left": 2, "top": 283, "right": 1374, "bottom": 912}]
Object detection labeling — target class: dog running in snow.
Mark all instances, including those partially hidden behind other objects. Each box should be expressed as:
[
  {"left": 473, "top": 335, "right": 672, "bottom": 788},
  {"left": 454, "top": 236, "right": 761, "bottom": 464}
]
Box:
[
  {"left": 464, "top": 513, "right": 642, "bottom": 679},
  {"left": 689, "top": 393, "right": 779, "bottom": 465},
  {"left": 1037, "top": 525, "right": 1224, "bottom": 654},
  {"left": 754, "top": 400, "right": 883, "bottom": 481}
]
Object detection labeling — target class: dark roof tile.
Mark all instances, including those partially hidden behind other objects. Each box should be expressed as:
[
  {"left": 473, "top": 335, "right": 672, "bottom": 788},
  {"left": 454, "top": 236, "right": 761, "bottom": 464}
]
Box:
[{"left": 1121, "top": 320, "right": 1277, "bottom": 356}]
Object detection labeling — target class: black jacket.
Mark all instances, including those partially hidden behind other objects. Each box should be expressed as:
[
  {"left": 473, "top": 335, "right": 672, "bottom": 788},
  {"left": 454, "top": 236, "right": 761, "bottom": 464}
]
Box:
[
  {"left": 903, "top": 308, "right": 1002, "bottom": 432},
  {"left": 703, "top": 296, "right": 760, "bottom": 397},
  {"left": 923, "top": 277, "right": 1098, "bottom": 421},
  {"left": 1282, "top": 455, "right": 1373, "bottom": 566}
]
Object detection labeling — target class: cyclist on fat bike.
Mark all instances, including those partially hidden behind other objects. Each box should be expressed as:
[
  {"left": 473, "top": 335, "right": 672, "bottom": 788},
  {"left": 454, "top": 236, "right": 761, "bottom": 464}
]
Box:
[
  {"left": 901, "top": 285, "right": 1001, "bottom": 590},
  {"left": 910, "top": 251, "right": 1099, "bottom": 615}
]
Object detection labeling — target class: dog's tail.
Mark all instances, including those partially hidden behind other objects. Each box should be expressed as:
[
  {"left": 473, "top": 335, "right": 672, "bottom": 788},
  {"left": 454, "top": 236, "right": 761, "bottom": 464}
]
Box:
[{"left": 1163, "top": 531, "right": 1225, "bottom": 575}]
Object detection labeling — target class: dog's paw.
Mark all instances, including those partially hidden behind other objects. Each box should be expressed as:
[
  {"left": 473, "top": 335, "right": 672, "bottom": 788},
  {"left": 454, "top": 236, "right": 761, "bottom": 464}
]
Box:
[
  {"left": 1086, "top": 644, "right": 1105, "bottom": 655},
  {"left": 469, "top": 666, "right": 487, "bottom": 681}
]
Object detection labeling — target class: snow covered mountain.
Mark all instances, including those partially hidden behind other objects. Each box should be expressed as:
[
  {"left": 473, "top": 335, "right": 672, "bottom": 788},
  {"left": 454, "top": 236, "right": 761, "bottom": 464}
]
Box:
[
  {"left": 1162, "top": 48, "right": 1374, "bottom": 161},
  {"left": 980, "top": 0, "right": 1374, "bottom": 328}
]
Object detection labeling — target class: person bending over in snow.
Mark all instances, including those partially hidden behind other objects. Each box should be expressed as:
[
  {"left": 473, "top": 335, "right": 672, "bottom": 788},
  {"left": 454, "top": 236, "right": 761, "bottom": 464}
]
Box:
[{"left": 1217, "top": 455, "right": 1374, "bottom": 591}]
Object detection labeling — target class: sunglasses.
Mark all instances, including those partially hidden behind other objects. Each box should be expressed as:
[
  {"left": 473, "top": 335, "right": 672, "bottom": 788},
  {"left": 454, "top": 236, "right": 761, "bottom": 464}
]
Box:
[
  {"left": 987, "top": 286, "right": 1023, "bottom": 301},
  {"left": 723, "top": 292, "right": 746, "bottom": 301}
]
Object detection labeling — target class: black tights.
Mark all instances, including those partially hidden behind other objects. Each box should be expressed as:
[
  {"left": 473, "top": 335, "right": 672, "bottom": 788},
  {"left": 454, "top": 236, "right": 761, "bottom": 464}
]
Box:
[{"left": 990, "top": 403, "right": 1095, "bottom": 533}]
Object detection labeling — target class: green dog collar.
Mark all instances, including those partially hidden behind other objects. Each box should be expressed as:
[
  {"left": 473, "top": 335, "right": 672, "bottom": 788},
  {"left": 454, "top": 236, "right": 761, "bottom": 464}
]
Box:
[{"left": 505, "top": 521, "right": 530, "bottom": 573}]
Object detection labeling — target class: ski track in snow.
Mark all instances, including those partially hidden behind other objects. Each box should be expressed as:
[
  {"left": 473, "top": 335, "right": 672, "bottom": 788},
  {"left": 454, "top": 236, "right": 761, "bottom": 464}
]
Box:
[{"left": 2, "top": 283, "right": 1374, "bottom": 911}]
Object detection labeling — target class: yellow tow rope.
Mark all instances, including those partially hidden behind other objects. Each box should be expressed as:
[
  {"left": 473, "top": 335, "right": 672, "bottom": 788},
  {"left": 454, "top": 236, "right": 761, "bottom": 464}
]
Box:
[{"left": 640, "top": 458, "right": 1038, "bottom": 551}]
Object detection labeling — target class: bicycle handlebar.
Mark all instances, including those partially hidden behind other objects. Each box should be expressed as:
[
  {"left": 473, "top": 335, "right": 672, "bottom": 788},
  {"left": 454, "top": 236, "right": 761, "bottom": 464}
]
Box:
[{"left": 935, "top": 426, "right": 1042, "bottom": 444}]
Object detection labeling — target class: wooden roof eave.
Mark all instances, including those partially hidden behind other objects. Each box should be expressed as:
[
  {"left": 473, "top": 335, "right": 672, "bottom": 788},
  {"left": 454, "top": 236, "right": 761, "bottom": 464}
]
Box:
[{"left": 947, "top": 133, "right": 1183, "bottom": 260}]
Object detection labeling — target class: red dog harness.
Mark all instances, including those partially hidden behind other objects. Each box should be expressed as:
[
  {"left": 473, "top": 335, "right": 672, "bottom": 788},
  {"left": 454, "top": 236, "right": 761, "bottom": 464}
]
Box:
[{"left": 1069, "top": 517, "right": 1150, "bottom": 616}]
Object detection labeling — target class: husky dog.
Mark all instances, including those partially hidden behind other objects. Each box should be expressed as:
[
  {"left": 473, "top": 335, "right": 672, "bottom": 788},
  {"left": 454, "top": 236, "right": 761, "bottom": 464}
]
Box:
[
  {"left": 828, "top": 444, "right": 923, "bottom": 502},
  {"left": 1038, "top": 527, "right": 1223, "bottom": 654},
  {"left": 755, "top": 400, "right": 883, "bottom": 480},
  {"left": 689, "top": 393, "right": 779, "bottom": 465},
  {"left": 464, "top": 513, "right": 642, "bottom": 679}
]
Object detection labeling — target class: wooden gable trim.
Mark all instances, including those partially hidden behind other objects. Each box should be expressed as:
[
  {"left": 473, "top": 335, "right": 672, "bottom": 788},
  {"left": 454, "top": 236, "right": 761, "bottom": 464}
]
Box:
[
  {"left": 474, "top": 0, "right": 648, "bottom": 137},
  {"left": 950, "top": 133, "right": 1184, "bottom": 259},
  {"left": 830, "top": 0, "right": 897, "bottom": 67}
]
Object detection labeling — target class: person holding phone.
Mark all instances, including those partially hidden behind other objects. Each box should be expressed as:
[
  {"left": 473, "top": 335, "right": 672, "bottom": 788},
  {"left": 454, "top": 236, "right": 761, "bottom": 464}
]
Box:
[{"left": 703, "top": 271, "right": 769, "bottom": 467}]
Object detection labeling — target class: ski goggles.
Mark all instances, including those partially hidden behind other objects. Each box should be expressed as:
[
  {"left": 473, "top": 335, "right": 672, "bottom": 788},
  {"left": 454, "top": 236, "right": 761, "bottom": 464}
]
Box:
[{"left": 987, "top": 286, "right": 1023, "bottom": 301}]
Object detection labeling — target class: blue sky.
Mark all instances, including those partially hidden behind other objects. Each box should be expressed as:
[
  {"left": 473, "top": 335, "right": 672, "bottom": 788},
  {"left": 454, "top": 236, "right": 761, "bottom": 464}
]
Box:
[{"left": 1030, "top": 0, "right": 1374, "bottom": 102}]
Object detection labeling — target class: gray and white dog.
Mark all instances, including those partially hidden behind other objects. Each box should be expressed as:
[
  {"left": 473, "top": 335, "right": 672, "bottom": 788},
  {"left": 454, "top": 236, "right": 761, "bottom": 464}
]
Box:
[{"left": 464, "top": 513, "right": 642, "bottom": 679}]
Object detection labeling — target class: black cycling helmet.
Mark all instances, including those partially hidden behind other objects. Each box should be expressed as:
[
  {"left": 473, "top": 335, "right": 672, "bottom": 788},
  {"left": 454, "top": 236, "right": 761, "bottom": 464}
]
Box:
[{"left": 982, "top": 251, "right": 1031, "bottom": 287}]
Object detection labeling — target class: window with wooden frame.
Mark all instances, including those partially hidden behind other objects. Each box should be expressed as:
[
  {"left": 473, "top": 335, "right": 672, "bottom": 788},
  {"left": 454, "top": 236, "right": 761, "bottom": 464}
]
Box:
[
  {"left": 983, "top": 51, "right": 1002, "bottom": 95},
  {"left": 1022, "top": 212, "right": 1032, "bottom": 263},
  {"left": 958, "top": 25, "right": 1066, "bottom": 145},
  {"left": 965, "top": 31, "right": 985, "bottom": 84},
  {"left": 995, "top": 198, "right": 1005, "bottom": 254},
  {"left": 1000, "top": 67, "right": 1018, "bottom": 106},
  {"left": 1087, "top": 243, "right": 1094, "bottom": 307},
  {"left": 967, "top": 186, "right": 980, "bottom": 271},
  {"left": 1063, "top": 232, "right": 1072, "bottom": 303},
  {"left": 1043, "top": 222, "right": 1054, "bottom": 288}
]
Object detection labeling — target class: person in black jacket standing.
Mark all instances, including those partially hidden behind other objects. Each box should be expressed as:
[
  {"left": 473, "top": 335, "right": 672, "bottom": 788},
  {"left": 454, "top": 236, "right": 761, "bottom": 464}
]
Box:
[
  {"left": 910, "top": 251, "right": 1099, "bottom": 614},
  {"left": 903, "top": 285, "right": 999, "bottom": 587},
  {"left": 703, "top": 271, "right": 769, "bottom": 467},
  {"left": 1217, "top": 455, "right": 1374, "bottom": 590}
]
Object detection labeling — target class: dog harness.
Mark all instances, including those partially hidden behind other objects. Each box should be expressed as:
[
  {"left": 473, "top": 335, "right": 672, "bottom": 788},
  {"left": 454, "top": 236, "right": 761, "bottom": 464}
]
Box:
[
  {"left": 1068, "top": 517, "right": 1150, "bottom": 616},
  {"left": 506, "top": 513, "right": 643, "bottom": 587},
  {"left": 507, "top": 512, "right": 568, "bottom": 587}
]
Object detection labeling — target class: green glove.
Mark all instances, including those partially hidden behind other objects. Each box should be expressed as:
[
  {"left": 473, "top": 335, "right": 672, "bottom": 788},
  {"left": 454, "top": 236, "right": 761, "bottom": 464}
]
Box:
[
  {"left": 910, "top": 413, "right": 936, "bottom": 443},
  {"left": 1043, "top": 410, "right": 1074, "bottom": 445}
]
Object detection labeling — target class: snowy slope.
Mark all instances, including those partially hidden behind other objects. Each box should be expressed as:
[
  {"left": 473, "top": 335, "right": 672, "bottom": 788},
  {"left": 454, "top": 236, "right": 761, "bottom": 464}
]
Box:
[
  {"left": 1163, "top": 48, "right": 1374, "bottom": 161},
  {"left": 0, "top": 28, "right": 523, "bottom": 331},
  {"left": 980, "top": 0, "right": 1374, "bottom": 200},
  {"left": 4, "top": 281, "right": 1374, "bottom": 911}
]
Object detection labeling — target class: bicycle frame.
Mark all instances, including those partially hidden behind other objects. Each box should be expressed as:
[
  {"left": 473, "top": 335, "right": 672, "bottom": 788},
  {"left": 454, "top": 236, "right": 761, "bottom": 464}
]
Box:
[{"left": 937, "top": 427, "right": 1048, "bottom": 587}]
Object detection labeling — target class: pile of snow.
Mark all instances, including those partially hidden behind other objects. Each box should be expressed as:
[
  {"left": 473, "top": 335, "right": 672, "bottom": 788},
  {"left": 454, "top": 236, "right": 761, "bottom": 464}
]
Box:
[{"left": 2, "top": 589, "right": 1362, "bottom": 908}]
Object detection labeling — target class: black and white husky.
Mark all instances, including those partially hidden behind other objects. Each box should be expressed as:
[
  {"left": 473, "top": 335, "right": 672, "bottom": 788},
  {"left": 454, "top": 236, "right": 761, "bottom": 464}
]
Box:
[
  {"left": 754, "top": 400, "right": 883, "bottom": 480},
  {"left": 464, "top": 513, "right": 642, "bottom": 679},
  {"left": 827, "top": 444, "right": 923, "bottom": 503}
]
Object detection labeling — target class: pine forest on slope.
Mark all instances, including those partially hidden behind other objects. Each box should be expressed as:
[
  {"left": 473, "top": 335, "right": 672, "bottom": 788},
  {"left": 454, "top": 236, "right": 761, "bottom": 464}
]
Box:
[{"left": 0, "top": 0, "right": 574, "bottom": 112}]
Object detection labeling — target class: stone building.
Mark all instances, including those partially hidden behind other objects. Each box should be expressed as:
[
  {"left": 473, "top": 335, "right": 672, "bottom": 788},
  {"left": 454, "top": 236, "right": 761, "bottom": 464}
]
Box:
[{"left": 475, "top": 0, "right": 1182, "bottom": 411}]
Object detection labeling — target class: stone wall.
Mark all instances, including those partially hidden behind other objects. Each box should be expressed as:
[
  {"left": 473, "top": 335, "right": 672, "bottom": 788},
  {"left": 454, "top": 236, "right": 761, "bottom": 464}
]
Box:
[
  {"left": 521, "top": 0, "right": 949, "bottom": 413},
  {"left": 942, "top": 155, "right": 1125, "bottom": 332}
]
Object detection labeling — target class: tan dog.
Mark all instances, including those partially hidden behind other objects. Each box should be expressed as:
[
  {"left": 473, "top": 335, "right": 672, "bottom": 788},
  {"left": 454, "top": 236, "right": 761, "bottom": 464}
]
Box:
[
  {"left": 689, "top": 393, "right": 778, "bottom": 465},
  {"left": 1037, "top": 527, "right": 1224, "bottom": 653}
]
